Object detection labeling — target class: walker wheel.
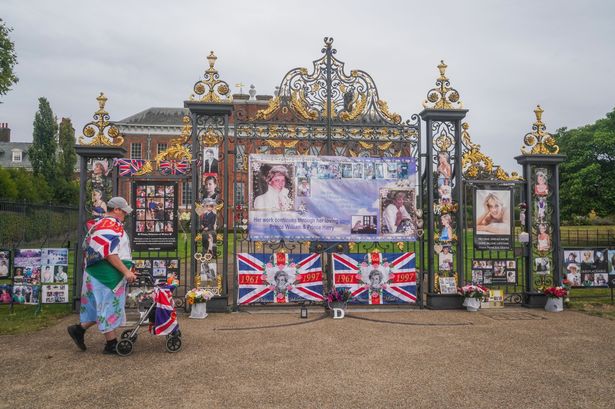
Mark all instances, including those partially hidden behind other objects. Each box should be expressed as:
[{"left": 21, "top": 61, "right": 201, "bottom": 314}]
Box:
[
  {"left": 120, "top": 329, "right": 138, "bottom": 342},
  {"left": 174, "top": 297, "right": 184, "bottom": 308},
  {"left": 116, "top": 339, "right": 134, "bottom": 356},
  {"left": 166, "top": 336, "right": 182, "bottom": 353}
]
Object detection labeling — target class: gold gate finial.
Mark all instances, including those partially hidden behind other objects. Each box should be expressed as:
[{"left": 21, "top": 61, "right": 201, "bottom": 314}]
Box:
[
  {"left": 190, "top": 51, "right": 232, "bottom": 103},
  {"left": 423, "top": 60, "right": 463, "bottom": 110},
  {"left": 521, "top": 105, "right": 560, "bottom": 155},
  {"left": 78, "top": 92, "right": 124, "bottom": 146}
]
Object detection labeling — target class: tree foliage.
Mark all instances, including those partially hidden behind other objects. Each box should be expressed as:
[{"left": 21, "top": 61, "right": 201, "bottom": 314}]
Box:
[
  {"left": 0, "top": 18, "right": 18, "bottom": 99},
  {"left": 557, "top": 108, "right": 615, "bottom": 221},
  {"left": 58, "top": 117, "right": 77, "bottom": 180},
  {"left": 29, "top": 97, "right": 58, "bottom": 181}
]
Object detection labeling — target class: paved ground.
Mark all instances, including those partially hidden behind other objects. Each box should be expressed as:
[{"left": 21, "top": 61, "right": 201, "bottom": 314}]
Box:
[{"left": 1, "top": 307, "right": 614, "bottom": 409}]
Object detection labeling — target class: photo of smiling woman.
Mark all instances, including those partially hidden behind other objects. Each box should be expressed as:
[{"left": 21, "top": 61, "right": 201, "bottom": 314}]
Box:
[
  {"left": 474, "top": 188, "right": 513, "bottom": 250},
  {"left": 252, "top": 164, "right": 294, "bottom": 211}
]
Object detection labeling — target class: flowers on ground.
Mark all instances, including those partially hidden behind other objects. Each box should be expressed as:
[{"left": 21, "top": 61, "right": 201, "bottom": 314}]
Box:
[
  {"left": 458, "top": 284, "right": 489, "bottom": 299},
  {"left": 326, "top": 287, "right": 352, "bottom": 305},
  {"left": 185, "top": 288, "right": 214, "bottom": 304},
  {"left": 543, "top": 286, "right": 568, "bottom": 298}
]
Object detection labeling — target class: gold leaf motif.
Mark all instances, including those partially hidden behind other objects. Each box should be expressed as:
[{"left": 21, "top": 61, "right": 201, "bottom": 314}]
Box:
[
  {"left": 376, "top": 100, "right": 401, "bottom": 124},
  {"left": 339, "top": 93, "right": 367, "bottom": 121},
  {"left": 254, "top": 96, "right": 281, "bottom": 120},
  {"left": 134, "top": 161, "right": 153, "bottom": 176},
  {"left": 291, "top": 90, "right": 318, "bottom": 120}
]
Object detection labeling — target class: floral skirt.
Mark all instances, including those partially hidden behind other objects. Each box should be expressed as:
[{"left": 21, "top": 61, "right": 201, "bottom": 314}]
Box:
[{"left": 79, "top": 271, "right": 127, "bottom": 333}]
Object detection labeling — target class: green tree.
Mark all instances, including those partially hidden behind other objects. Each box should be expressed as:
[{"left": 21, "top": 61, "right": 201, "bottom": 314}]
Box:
[
  {"left": 29, "top": 97, "right": 58, "bottom": 182},
  {"left": 57, "top": 117, "right": 76, "bottom": 180},
  {"left": 0, "top": 19, "right": 18, "bottom": 100},
  {"left": 7, "top": 168, "right": 51, "bottom": 203},
  {"left": 556, "top": 108, "right": 615, "bottom": 221},
  {"left": 0, "top": 166, "right": 18, "bottom": 199}
]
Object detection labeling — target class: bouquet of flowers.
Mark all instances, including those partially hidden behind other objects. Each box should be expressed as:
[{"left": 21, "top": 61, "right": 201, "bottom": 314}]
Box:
[
  {"left": 185, "top": 288, "right": 214, "bottom": 304},
  {"left": 543, "top": 286, "right": 568, "bottom": 298},
  {"left": 458, "top": 284, "right": 489, "bottom": 299},
  {"left": 326, "top": 287, "right": 352, "bottom": 305}
]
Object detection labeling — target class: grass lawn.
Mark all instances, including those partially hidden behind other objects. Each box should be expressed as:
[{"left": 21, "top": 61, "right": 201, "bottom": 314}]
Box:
[{"left": 0, "top": 304, "right": 73, "bottom": 335}]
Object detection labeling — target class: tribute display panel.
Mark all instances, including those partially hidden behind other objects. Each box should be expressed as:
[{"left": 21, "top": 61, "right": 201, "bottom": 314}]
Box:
[
  {"left": 248, "top": 155, "right": 418, "bottom": 242},
  {"left": 132, "top": 181, "right": 178, "bottom": 251}
]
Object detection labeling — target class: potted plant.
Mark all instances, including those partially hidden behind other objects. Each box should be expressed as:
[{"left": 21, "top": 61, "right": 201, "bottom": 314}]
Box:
[
  {"left": 543, "top": 286, "right": 567, "bottom": 312},
  {"left": 458, "top": 284, "right": 488, "bottom": 311},
  {"left": 186, "top": 288, "right": 214, "bottom": 319},
  {"left": 326, "top": 287, "right": 352, "bottom": 316}
]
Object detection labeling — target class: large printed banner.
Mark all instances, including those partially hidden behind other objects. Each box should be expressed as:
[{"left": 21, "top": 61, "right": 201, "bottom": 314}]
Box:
[
  {"left": 237, "top": 253, "right": 323, "bottom": 305},
  {"left": 332, "top": 252, "right": 417, "bottom": 304},
  {"left": 248, "top": 155, "right": 418, "bottom": 242}
]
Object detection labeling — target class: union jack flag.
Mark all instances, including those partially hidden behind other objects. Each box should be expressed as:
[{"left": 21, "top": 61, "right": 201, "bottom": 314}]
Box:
[
  {"left": 159, "top": 160, "right": 191, "bottom": 175},
  {"left": 85, "top": 217, "right": 124, "bottom": 267},
  {"left": 332, "top": 252, "right": 417, "bottom": 304},
  {"left": 237, "top": 253, "right": 323, "bottom": 305},
  {"left": 151, "top": 285, "right": 178, "bottom": 336},
  {"left": 115, "top": 159, "right": 146, "bottom": 176}
]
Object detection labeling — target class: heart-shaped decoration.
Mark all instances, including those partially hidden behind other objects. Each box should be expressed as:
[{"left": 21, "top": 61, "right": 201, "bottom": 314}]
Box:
[{"left": 434, "top": 244, "right": 443, "bottom": 253}]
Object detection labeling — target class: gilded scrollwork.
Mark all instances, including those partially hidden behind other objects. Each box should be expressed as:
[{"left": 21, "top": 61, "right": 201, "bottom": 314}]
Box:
[
  {"left": 521, "top": 105, "right": 560, "bottom": 155},
  {"left": 78, "top": 93, "right": 124, "bottom": 146}
]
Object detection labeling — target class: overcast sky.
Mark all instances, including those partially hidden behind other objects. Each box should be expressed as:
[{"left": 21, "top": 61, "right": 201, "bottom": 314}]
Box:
[{"left": 2, "top": 0, "right": 614, "bottom": 172}]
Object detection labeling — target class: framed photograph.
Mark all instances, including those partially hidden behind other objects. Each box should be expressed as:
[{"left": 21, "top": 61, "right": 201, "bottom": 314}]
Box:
[
  {"left": 12, "top": 284, "right": 40, "bottom": 305},
  {"left": 14, "top": 249, "right": 42, "bottom": 268},
  {"left": 42, "top": 285, "right": 69, "bottom": 304},
  {"left": 0, "top": 284, "right": 12, "bottom": 304},
  {"left": 41, "top": 248, "right": 68, "bottom": 266},
  {"left": 380, "top": 189, "right": 416, "bottom": 236},
  {"left": 0, "top": 250, "right": 10, "bottom": 279},
  {"left": 474, "top": 188, "right": 513, "bottom": 250},
  {"left": 250, "top": 162, "right": 294, "bottom": 211}
]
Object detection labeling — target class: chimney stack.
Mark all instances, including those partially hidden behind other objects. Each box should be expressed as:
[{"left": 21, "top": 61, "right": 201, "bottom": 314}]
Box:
[{"left": 0, "top": 123, "right": 10, "bottom": 142}]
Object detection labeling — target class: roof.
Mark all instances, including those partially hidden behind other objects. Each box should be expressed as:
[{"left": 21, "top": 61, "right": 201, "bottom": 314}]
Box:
[
  {"left": 0, "top": 142, "right": 32, "bottom": 169},
  {"left": 116, "top": 107, "right": 189, "bottom": 126}
]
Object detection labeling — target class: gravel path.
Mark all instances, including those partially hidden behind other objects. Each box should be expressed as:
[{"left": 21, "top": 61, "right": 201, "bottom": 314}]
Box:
[{"left": 2, "top": 308, "right": 614, "bottom": 409}]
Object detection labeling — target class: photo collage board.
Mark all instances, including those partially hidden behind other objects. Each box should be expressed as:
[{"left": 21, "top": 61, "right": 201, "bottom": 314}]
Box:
[
  {"left": 532, "top": 167, "right": 553, "bottom": 279},
  {"left": 3, "top": 248, "right": 70, "bottom": 305},
  {"left": 433, "top": 147, "right": 457, "bottom": 293},
  {"left": 132, "top": 181, "right": 178, "bottom": 251},
  {"left": 563, "top": 249, "right": 614, "bottom": 288},
  {"left": 471, "top": 259, "right": 517, "bottom": 286},
  {"left": 133, "top": 258, "right": 180, "bottom": 284}
]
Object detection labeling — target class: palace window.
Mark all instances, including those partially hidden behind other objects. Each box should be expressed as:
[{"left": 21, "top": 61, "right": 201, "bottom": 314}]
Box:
[
  {"left": 181, "top": 181, "right": 192, "bottom": 206},
  {"left": 157, "top": 143, "right": 168, "bottom": 155},
  {"left": 11, "top": 149, "right": 22, "bottom": 162},
  {"left": 131, "top": 143, "right": 142, "bottom": 159}
]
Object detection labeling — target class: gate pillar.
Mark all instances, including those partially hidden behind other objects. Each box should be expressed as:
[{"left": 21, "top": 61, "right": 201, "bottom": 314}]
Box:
[
  {"left": 184, "top": 51, "right": 234, "bottom": 312},
  {"left": 515, "top": 106, "right": 565, "bottom": 307},
  {"left": 74, "top": 93, "right": 126, "bottom": 309},
  {"left": 419, "top": 61, "right": 467, "bottom": 309}
]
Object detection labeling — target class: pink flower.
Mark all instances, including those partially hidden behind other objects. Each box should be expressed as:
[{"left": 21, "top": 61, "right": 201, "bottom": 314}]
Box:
[
  {"left": 266, "top": 263, "right": 273, "bottom": 268},
  {"left": 115, "top": 286, "right": 125, "bottom": 296},
  {"left": 80, "top": 296, "right": 88, "bottom": 305},
  {"left": 85, "top": 282, "right": 93, "bottom": 292},
  {"left": 384, "top": 262, "right": 389, "bottom": 268},
  {"left": 107, "top": 314, "right": 117, "bottom": 324},
  {"left": 290, "top": 263, "right": 296, "bottom": 268},
  {"left": 361, "top": 262, "right": 367, "bottom": 267}
]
